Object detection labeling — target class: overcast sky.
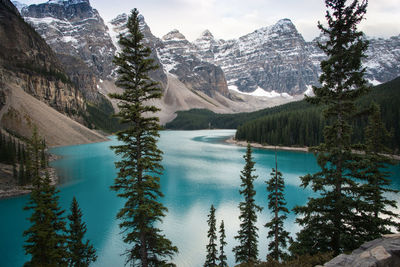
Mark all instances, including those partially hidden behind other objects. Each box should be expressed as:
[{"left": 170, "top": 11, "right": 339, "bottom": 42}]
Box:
[{"left": 18, "top": 0, "right": 400, "bottom": 41}]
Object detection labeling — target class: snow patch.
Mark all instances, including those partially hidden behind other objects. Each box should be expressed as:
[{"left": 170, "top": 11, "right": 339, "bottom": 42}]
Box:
[
  {"left": 229, "top": 86, "right": 293, "bottom": 98},
  {"left": 304, "top": 85, "right": 314, "bottom": 96},
  {"left": 368, "top": 79, "right": 381, "bottom": 86}
]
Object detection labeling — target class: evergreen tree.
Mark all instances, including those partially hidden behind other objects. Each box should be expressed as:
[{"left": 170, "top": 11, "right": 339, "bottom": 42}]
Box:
[
  {"left": 204, "top": 205, "right": 218, "bottom": 267},
  {"left": 218, "top": 220, "right": 227, "bottom": 267},
  {"left": 19, "top": 159, "right": 25, "bottom": 186},
  {"left": 233, "top": 144, "right": 262, "bottom": 264},
  {"left": 293, "top": 0, "right": 370, "bottom": 255},
  {"left": 110, "top": 8, "right": 177, "bottom": 266},
  {"left": 265, "top": 150, "right": 290, "bottom": 262},
  {"left": 351, "top": 103, "right": 400, "bottom": 242},
  {"left": 23, "top": 172, "right": 67, "bottom": 266},
  {"left": 66, "top": 197, "right": 97, "bottom": 267},
  {"left": 13, "top": 162, "right": 17, "bottom": 180}
]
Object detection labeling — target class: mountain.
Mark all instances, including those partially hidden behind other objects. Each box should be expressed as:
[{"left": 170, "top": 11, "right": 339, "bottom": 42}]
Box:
[
  {"left": 308, "top": 34, "right": 400, "bottom": 86},
  {"left": 20, "top": 0, "right": 115, "bottom": 79},
  {"left": 18, "top": 0, "right": 116, "bottom": 105},
  {"left": 105, "top": 13, "right": 290, "bottom": 123},
  {"left": 0, "top": 0, "right": 106, "bottom": 145},
  {"left": 194, "top": 19, "right": 319, "bottom": 95},
  {"left": 17, "top": 1, "right": 400, "bottom": 119}
]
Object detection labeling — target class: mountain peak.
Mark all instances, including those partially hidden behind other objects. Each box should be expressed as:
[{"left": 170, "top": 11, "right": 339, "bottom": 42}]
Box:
[
  {"left": 47, "top": 0, "right": 90, "bottom": 5},
  {"left": 201, "top": 29, "right": 213, "bottom": 38},
  {"left": 277, "top": 18, "right": 293, "bottom": 25},
  {"left": 163, "top": 29, "right": 187, "bottom": 41}
]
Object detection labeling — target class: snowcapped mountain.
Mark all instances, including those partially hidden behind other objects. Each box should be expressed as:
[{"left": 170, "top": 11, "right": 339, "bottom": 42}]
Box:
[
  {"left": 17, "top": 0, "right": 400, "bottom": 99},
  {"left": 108, "top": 14, "right": 230, "bottom": 98},
  {"left": 193, "top": 19, "right": 319, "bottom": 95},
  {"left": 21, "top": 0, "right": 115, "bottom": 79}
]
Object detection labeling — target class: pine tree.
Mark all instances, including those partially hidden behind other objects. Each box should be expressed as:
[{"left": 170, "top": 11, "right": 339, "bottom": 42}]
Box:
[
  {"left": 351, "top": 103, "right": 400, "bottom": 242},
  {"left": 66, "top": 197, "right": 97, "bottom": 267},
  {"left": 233, "top": 144, "right": 262, "bottom": 264},
  {"left": 23, "top": 172, "right": 67, "bottom": 266},
  {"left": 23, "top": 129, "right": 67, "bottom": 266},
  {"left": 204, "top": 205, "right": 218, "bottom": 267},
  {"left": 218, "top": 220, "right": 227, "bottom": 267},
  {"left": 293, "top": 0, "right": 370, "bottom": 255},
  {"left": 109, "top": 8, "right": 177, "bottom": 266},
  {"left": 265, "top": 150, "right": 290, "bottom": 262},
  {"left": 18, "top": 159, "right": 25, "bottom": 186}
]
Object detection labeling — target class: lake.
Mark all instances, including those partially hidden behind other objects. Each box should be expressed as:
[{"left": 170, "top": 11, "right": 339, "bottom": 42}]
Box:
[{"left": 1, "top": 130, "right": 399, "bottom": 266}]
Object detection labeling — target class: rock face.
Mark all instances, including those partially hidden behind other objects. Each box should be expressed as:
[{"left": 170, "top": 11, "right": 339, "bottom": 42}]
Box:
[
  {"left": 21, "top": 0, "right": 116, "bottom": 79},
  {"left": 308, "top": 34, "right": 400, "bottom": 86},
  {"left": 321, "top": 234, "right": 400, "bottom": 267},
  {"left": 194, "top": 19, "right": 319, "bottom": 95},
  {"left": 0, "top": 0, "right": 106, "bottom": 145},
  {"left": 0, "top": 0, "right": 85, "bottom": 117},
  {"left": 107, "top": 13, "right": 168, "bottom": 89},
  {"left": 158, "top": 29, "right": 230, "bottom": 97}
]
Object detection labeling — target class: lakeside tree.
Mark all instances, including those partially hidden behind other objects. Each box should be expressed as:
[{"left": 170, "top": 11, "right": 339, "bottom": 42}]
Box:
[
  {"left": 23, "top": 173, "right": 67, "bottom": 265},
  {"left": 204, "top": 205, "right": 218, "bottom": 267},
  {"left": 66, "top": 197, "right": 97, "bottom": 267},
  {"left": 233, "top": 144, "right": 262, "bottom": 264},
  {"left": 109, "top": 8, "right": 177, "bottom": 266},
  {"left": 265, "top": 150, "right": 290, "bottom": 262},
  {"left": 293, "top": 0, "right": 370, "bottom": 255},
  {"left": 23, "top": 129, "right": 67, "bottom": 265},
  {"left": 218, "top": 220, "right": 228, "bottom": 267},
  {"left": 351, "top": 103, "right": 400, "bottom": 243}
]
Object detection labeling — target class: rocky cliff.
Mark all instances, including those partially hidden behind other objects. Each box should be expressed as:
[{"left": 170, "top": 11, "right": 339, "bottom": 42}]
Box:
[
  {"left": 21, "top": 0, "right": 115, "bottom": 79},
  {"left": 158, "top": 29, "right": 230, "bottom": 97},
  {"left": 0, "top": 0, "right": 106, "bottom": 144},
  {"left": 0, "top": 0, "right": 85, "bottom": 118},
  {"left": 194, "top": 19, "right": 319, "bottom": 95}
]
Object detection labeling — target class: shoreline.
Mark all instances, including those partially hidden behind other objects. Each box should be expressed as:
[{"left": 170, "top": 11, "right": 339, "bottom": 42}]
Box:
[
  {"left": 225, "top": 136, "right": 400, "bottom": 160},
  {"left": 225, "top": 136, "right": 309, "bottom": 152},
  {"left": 0, "top": 135, "right": 112, "bottom": 200}
]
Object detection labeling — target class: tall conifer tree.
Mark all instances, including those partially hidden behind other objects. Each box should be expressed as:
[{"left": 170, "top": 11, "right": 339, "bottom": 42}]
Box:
[
  {"left": 110, "top": 8, "right": 177, "bottom": 266},
  {"left": 218, "top": 220, "right": 227, "bottom": 267},
  {"left": 23, "top": 129, "right": 67, "bottom": 265},
  {"left": 293, "top": 0, "right": 370, "bottom": 255},
  {"left": 23, "top": 172, "right": 67, "bottom": 265},
  {"left": 66, "top": 197, "right": 97, "bottom": 267},
  {"left": 265, "top": 150, "right": 290, "bottom": 262},
  {"left": 351, "top": 103, "right": 400, "bottom": 242},
  {"left": 233, "top": 144, "right": 262, "bottom": 264},
  {"left": 204, "top": 205, "right": 218, "bottom": 267}
]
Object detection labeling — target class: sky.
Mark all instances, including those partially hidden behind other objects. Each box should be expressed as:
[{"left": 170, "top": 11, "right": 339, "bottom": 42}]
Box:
[{"left": 17, "top": 0, "right": 400, "bottom": 42}]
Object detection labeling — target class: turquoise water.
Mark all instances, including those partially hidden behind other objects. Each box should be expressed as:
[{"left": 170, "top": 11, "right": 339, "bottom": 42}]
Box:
[{"left": 1, "top": 130, "right": 399, "bottom": 266}]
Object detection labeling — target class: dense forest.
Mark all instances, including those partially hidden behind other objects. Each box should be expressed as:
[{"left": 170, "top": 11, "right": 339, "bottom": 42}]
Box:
[{"left": 166, "top": 76, "right": 400, "bottom": 153}]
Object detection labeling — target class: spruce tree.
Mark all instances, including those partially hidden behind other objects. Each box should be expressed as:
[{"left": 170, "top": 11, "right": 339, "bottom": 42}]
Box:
[
  {"left": 293, "top": 0, "right": 370, "bottom": 255},
  {"left": 233, "top": 144, "right": 262, "bottom": 264},
  {"left": 204, "top": 205, "right": 218, "bottom": 267},
  {"left": 23, "top": 172, "right": 67, "bottom": 266},
  {"left": 218, "top": 220, "right": 227, "bottom": 267},
  {"left": 110, "top": 8, "right": 177, "bottom": 266},
  {"left": 351, "top": 103, "right": 400, "bottom": 242},
  {"left": 66, "top": 197, "right": 97, "bottom": 267},
  {"left": 265, "top": 150, "right": 290, "bottom": 262}
]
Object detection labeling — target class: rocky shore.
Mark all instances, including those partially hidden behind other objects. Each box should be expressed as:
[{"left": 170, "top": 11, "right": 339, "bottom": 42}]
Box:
[{"left": 0, "top": 154, "right": 60, "bottom": 199}]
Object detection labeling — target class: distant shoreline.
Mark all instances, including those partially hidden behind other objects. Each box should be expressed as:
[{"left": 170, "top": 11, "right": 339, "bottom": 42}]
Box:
[
  {"left": 225, "top": 136, "right": 309, "bottom": 152},
  {"left": 225, "top": 136, "right": 400, "bottom": 161}
]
